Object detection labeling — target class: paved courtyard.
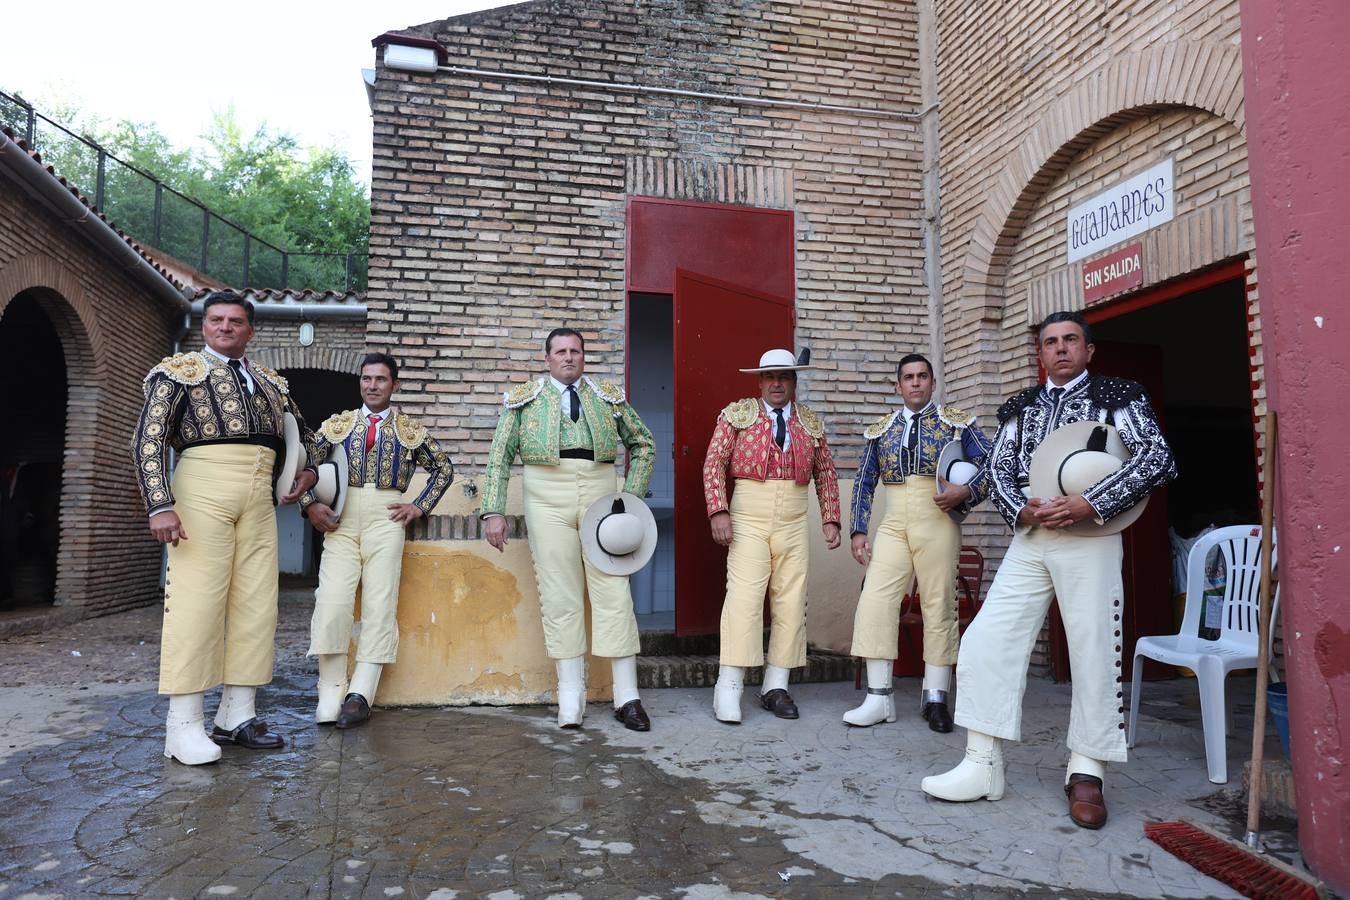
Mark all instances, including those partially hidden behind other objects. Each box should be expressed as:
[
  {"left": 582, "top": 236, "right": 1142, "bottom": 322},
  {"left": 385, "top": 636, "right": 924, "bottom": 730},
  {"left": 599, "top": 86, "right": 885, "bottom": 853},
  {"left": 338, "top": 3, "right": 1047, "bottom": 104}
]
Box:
[{"left": 0, "top": 589, "right": 1301, "bottom": 898}]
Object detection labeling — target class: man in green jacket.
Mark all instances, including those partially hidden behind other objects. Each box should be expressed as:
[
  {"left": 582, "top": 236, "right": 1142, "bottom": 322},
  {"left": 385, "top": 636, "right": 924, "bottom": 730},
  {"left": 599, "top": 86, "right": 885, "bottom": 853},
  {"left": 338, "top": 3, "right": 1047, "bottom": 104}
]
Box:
[{"left": 481, "top": 328, "right": 657, "bottom": 731}]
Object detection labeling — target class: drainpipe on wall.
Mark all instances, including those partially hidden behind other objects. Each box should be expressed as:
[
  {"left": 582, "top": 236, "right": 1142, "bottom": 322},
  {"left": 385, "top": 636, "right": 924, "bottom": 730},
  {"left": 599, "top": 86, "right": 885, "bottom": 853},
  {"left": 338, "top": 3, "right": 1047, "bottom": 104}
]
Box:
[{"left": 918, "top": 0, "right": 946, "bottom": 387}]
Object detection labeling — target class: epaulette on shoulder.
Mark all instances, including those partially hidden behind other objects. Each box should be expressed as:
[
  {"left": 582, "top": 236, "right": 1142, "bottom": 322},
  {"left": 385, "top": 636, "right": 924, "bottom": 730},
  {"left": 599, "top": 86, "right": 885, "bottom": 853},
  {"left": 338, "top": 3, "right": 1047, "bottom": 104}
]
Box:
[
  {"left": 997, "top": 386, "right": 1042, "bottom": 423},
  {"left": 1089, "top": 375, "right": 1146, "bottom": 410},
  {"left": 252, "top": 363, "right": 288, "bottom": 393},
  {"left": 320, "top": 410, "right": 357, "bottom": 443},
  {"left": 938, "top": 404, "right": 975, "bottom": 429},
  {"left": 721, "top": 398, "right": 761, "bottom": 430},
  {"left": 146, "top": 351, "right": 209, "bottom": 387},
  {"left": 796, "top": 403, "right": 825, "bottom": 439},
  {"left": 584, "top": 375, "right": 625, "bottom": 404},
  {"left": 393, "top": 413, "right": 428, "bottom": 448},
  {"left": 863, "top": 410, "right": 901, "bottom": 441},
  {"left": 503, "top": 378, "right": 546, "bottom": 409}
]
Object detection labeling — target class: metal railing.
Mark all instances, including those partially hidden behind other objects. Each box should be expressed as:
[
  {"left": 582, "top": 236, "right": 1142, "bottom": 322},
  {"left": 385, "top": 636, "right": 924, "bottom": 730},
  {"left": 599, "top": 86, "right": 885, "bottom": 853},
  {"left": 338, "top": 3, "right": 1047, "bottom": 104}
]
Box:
[{"left": 0, "top": 90, "right": 367, "bottom": 293}]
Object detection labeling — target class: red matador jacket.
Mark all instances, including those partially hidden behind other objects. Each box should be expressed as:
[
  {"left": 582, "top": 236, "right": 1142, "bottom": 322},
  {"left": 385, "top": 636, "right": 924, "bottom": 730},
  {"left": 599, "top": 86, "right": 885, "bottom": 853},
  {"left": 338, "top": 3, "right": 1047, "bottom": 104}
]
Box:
[{"left": 702, "top": 398, "right": 841, "bottom": 524}]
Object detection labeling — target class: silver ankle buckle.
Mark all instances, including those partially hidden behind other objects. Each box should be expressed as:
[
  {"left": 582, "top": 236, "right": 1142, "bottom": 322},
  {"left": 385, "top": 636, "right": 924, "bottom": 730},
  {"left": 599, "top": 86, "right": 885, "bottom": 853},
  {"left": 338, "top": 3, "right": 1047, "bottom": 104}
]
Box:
[
  {"left": 923, "top": 689, "right": 948, "bottom": 705},
  {"left": 866, "top": 687, "right": 894, "bottom": 696}
]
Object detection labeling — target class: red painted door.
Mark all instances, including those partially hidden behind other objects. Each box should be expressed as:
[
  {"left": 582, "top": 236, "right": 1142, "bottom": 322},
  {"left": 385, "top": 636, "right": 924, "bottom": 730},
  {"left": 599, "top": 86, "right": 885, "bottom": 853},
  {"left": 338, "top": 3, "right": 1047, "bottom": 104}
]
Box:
[{"left": 673, "top": 269, "right": 794, "bottom": 635}]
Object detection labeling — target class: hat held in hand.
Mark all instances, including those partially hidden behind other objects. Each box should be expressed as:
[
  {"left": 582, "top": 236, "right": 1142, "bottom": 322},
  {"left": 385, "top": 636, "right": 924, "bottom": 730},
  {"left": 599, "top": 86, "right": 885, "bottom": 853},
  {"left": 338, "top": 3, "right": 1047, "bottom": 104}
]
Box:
[{"left": 1028, "top": 421, "right": 1148, "bottom": 535}]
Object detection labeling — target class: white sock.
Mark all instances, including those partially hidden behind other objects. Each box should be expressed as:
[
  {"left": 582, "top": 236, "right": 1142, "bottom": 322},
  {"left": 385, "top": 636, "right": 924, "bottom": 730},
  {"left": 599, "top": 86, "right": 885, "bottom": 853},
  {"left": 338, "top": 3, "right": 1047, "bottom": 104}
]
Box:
[
  {"left": 762, "top": 664, "right": 790, "bottom": 693},
  {"left": 349, "top": 662, "right": 383, "bottom": 704},
  {"left": 214, "top": 685, "right": 257, "bottom": 731},
  {"left": 610, "top": 656, "right": 640, "bottom": 707},
  {"left": 922, "top": 663, "right": 952, "bottom": 694},
  {"left": 1067, "top": 751, "right": 1105, "bottom": 783}
]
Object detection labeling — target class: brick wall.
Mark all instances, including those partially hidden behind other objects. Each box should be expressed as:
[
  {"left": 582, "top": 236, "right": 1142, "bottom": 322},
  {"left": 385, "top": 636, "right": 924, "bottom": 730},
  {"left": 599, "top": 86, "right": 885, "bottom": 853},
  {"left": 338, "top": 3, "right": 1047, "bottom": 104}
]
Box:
[
  {"left": 368, "top": 0, "right": 927, "bottom": 481},
  {"left": 181, "top": 316, "right": 369, "bottom": 376},
  {"left": 0, "top": 178, "right": 179, "bottom": 617}
]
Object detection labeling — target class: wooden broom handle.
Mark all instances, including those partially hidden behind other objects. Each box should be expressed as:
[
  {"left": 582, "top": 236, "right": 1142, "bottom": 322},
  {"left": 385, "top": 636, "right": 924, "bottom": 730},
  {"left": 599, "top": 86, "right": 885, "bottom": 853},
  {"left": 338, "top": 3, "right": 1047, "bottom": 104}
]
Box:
[{"left": 1246, "top": 410, "right": 1278, "bottom": 841}]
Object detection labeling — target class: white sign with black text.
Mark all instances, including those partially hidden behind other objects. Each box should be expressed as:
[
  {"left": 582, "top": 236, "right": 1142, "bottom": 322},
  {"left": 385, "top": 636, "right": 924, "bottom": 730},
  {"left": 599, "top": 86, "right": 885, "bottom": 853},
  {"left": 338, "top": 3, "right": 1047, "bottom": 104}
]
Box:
[{"left": 1065, "top": 158, "right": 1174, "bottom": 263}]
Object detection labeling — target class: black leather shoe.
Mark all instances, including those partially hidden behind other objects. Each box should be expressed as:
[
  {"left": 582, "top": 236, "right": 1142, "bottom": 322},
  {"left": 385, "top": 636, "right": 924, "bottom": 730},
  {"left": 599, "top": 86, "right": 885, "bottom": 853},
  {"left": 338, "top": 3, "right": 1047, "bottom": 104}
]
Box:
[
  {"left": 613, "top": 699, "right": 651, "bottom": 732},
  {"left": 335, "top": 693, "right": 372, "bottom": 730},
  {"left": 922, "top": 701, "right": 954, "bottom": 733},
  {"left": 210, "top": 717, "right": 284, "bottom": 750},
  {"left": 759, "top": 688, "right": 800, "bottom": 719}
]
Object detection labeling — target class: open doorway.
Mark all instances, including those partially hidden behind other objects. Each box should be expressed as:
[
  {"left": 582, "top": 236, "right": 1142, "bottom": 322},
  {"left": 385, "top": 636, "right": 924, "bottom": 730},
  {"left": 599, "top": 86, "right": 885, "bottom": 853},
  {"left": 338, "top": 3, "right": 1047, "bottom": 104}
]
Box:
[{"left": 627, "top": 293, "right": 676, "bottom": 630}]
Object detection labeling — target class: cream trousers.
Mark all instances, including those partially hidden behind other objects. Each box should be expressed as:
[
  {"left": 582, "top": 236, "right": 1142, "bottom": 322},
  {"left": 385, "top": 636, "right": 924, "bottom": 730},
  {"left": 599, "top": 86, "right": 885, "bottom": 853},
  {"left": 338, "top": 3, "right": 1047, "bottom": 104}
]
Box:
[
  {"left": 719, "top": 478, "right": 810, "bottom": 669},
  {"left": 850, "top": 478, "right": 961, "bottom": 664},
  {"left": 308, "top": 485, "right": 407, "bottom": 663},
  {"left": 159, "top": 444, "right": 278, "bottom": 695},
  {"left": 955, "top": 525, "right": 1128, "bottom": 762},
  {"left": 523, "top": 459, "right": 639, "bottom": 659}
]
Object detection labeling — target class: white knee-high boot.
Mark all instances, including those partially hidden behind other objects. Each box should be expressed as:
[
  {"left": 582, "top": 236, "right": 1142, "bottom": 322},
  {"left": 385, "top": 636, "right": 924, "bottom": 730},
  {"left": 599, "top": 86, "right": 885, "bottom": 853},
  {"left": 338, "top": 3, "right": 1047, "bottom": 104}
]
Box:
[
  {"left": 610, "top": 656, "right": 640, "bottom": 708},
  {"left": 843, "top": 658, "right": 897, "bottom": 726},
  {"left": 921, "top": 729, "right": 1006, "bottom": 802},
  {"left": 556, "top": 656, "right": 586, "bottom": 728},
  {"left": 714, "top": 665, "right": 745, "bottom": 724},
  {"left": 164, "top": 693, "right": 222, "bottom": 766},
  {"left": 215, "top": 685, "right": 258, "bottom": 731},
  {"left": 316, "top": 654, "right": 348, "bottom": 724},
  {"left": 349, "top": 662, "right": 383, "bottom": 705}
]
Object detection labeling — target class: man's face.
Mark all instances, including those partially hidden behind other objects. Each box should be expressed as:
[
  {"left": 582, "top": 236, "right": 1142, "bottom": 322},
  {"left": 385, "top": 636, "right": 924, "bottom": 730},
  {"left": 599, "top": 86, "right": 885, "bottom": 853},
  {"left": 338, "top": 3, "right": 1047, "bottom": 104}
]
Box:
[
  {"left": 759, "top": 372, "right": 796, "bottom": 407},
  {"left": 895, "top": 361, "right": 934, "bottom": 411},
  {"left": 202, "top": 303, "right": 253, "bottom": 358},
  {"left": 360, "top": 363, "right": 398, "bottom": 413},
  {"left": 1038, "top": 321, "right": 1094, "bottom": 385},
  {"left": 545, "top": 334, "right": 585, "bottom": 384}
]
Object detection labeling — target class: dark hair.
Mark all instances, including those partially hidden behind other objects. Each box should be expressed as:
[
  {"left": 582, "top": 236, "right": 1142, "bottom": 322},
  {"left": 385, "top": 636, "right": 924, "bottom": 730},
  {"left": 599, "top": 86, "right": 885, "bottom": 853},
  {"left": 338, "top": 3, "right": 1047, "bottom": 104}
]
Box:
[
  {"left": 896, "top": 352, "right": 933, "bottom": 380},
  {"left": 360, "top": 351, "right": 399, "bottom": 381},
  {"left": 545, "top": 327, "right": 585, "bottom": 354},
  {"left": 1038, "top": 310, "right": 1092, "bottom": 345},
  {"left": 202, "top": 290, "right": 255, "bottom": 325}
]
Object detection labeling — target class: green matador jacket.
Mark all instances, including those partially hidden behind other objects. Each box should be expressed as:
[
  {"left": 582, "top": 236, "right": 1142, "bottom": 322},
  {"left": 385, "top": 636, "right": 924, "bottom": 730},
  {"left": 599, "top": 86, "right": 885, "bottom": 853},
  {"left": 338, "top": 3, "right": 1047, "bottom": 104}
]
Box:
[{"left": 480, "top": 375, "right": 656, "bottom": 516}]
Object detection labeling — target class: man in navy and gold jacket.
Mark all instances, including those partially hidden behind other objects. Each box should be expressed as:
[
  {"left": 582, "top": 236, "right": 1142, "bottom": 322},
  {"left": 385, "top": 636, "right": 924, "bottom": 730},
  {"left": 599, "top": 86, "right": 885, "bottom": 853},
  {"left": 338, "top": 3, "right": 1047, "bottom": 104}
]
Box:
[
  {"left": 845, "top": 352, "right": 992, "bottom": 734},
  {"left": 300, "top": 352, "right": 453, "bottom": 729}
]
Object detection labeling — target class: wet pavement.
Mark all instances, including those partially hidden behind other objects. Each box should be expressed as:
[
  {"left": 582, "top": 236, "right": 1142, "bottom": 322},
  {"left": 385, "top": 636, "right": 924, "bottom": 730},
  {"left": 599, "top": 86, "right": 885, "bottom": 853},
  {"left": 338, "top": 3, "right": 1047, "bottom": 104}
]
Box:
[{"left": 0, "top": 590, "right": 1296, "bottom": 898}]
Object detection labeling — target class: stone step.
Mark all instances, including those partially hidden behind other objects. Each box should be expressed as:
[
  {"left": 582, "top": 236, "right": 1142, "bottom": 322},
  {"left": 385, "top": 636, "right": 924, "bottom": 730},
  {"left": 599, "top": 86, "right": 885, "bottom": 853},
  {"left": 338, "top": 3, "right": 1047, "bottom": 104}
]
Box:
[
  {"left": 638, "top": 649, "right": 856, "bottom": 690},
  {"left": 638, "top": 630, "right": 720, "bottom": 656}
]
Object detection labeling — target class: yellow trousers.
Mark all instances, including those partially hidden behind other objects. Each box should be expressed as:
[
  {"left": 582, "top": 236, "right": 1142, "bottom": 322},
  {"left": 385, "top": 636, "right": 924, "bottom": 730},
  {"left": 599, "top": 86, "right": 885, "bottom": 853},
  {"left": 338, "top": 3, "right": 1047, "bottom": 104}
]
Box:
[
  {"left": 850, "top": 478, "right": 961, "bottom": 665},
  {"left": 159, "top": 444, "right": 279, "bottom": 695},
  {"left": 523, "top": 459, "right": 640, "bottom": 659},
  {"left": 308, "top": 485, "right": 406, "bottom": 663},
  {"left": 719, "top": 478, "right": 810, "bottom": 669}
]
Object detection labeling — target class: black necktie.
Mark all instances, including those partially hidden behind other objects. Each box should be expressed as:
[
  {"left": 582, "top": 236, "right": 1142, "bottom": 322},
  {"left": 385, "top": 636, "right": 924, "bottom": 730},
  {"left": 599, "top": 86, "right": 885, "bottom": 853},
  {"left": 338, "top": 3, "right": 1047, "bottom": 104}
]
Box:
[
  {"left": 774, "top": 408, "right": 786, "bottom": 448},
  {"left": 567, "top": 385, "right": 580, "bottom": 422},
  {"left": 1049, "top": 387, "right": 1064, "bottom": 404},
  {"left": 228, "top": 358, "right": 252, "bottom": 396},
  {"left": 906, "top": 415, "right": 918, "bottom": 451}
]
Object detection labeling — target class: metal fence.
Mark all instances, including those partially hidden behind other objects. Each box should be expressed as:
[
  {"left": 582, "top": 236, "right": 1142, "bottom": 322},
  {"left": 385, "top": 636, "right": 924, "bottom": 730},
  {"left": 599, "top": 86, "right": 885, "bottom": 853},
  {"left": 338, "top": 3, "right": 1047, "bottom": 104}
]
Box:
[{"left": 0, "top": 90, "right": 367, "bottom": 293}]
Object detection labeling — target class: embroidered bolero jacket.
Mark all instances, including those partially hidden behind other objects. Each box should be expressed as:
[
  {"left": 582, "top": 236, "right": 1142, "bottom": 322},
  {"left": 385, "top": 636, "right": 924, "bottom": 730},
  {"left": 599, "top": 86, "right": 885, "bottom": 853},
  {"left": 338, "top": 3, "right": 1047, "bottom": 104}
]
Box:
[
  {"left": 702, "top": 398, "right": 841, "bottom": 525},
  {"left": 480, "top": 376, "right": 656, "bottom": 516},
  {"left": 848, "top": 403, "right": 993, "bottom": 535},
  {"left": 989, "top": 373, "right": 1178, "bottom": 531},
  {"left": 131, "top": 351, "right": 314, "bottom": 516},
  {"left": 299, "top": 409, "right": 454, "bottom": 516}
]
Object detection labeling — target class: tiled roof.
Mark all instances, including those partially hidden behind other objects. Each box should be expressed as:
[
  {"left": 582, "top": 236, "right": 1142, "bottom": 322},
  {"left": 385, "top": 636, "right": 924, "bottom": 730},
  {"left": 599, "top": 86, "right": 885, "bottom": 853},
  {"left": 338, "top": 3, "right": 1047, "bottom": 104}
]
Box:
[{"left": 191, "top": 287, "right": 365, "bottom": 305}]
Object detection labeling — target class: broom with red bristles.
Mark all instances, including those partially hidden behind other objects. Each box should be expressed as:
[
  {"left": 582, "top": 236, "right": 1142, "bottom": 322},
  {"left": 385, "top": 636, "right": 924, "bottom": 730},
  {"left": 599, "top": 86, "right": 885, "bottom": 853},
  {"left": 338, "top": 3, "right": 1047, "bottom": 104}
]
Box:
[{"left": 1144, "top": 412, "right": 1324, "bottom": 899}]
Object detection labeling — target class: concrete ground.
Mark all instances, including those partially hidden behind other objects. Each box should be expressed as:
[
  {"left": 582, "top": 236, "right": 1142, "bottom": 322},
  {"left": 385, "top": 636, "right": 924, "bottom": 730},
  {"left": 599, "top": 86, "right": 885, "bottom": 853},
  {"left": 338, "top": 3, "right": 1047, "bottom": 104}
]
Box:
[{"left": 0, "top": 587, "right": 1305, "bottom": 899}]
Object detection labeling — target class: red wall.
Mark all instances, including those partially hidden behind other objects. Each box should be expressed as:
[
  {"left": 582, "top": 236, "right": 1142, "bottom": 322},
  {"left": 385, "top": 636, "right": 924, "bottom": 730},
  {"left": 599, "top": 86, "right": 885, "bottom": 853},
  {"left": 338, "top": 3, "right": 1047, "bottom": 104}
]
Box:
[{"left": 1239, "top": 1, "right": 1350, "bottom": 891}]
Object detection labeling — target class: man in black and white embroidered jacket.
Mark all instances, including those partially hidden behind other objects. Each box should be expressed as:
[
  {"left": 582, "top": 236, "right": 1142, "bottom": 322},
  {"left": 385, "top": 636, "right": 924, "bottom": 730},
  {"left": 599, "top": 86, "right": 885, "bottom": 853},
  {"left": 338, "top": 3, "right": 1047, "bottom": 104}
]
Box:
[{"left": 921, "top": 310, "right": 1176, "bottom": 831}]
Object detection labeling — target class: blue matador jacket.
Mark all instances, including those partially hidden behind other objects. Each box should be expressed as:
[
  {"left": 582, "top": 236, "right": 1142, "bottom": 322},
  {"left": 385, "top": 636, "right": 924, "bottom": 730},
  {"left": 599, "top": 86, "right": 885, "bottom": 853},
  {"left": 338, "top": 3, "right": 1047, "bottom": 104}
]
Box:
[
  {"left": 299, "top": 408, "right": 454, "bottom": 516},
  {"left": 849, "top": 402, "right": 993, "bottom": 536}
]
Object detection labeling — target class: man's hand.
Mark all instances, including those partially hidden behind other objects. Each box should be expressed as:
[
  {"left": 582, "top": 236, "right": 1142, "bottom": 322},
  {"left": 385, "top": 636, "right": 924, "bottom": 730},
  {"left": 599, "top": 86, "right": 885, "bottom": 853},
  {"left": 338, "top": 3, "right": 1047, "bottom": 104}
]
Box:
[
  {"left": 823, "top": 522, "right": 841, "bottom": 550},
  {"left": 149, "top": 510, "right": 188, "bottom": 546},
  {"left": 387, "top": 502, "right": 424, "bottom": 525},
  {"left": 485, "top": 515, "right": 508, "bottom": 552},
  {"left": 933, "top": 476, "right": 971, "bottom": 513},
  {"left": 851, "top": 532, "right": 871, "bottom": 566},
  {"left": 710, "top": 511, "right": 734, "bottom": 547},
  {"left": 1017, "top": 498, "right": 1045, "bottom": 528},
  {"left": 1035, "top": 494, "right": 1096, "bottom": 530},
  {"left": 305, "top": 502, "right": 341, "bottom": 533},
  {"left": 279, "top": 468, "right": 318, "bottom": 505}
]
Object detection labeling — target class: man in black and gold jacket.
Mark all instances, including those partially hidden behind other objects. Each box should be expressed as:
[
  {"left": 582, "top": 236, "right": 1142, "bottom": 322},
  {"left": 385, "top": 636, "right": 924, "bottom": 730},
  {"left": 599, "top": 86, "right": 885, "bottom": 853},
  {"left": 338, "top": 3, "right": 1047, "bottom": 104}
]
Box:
[
  {"left": 300, "top": 351, "right": 454, "bottom": 729},
  {"left": 133, "top": 290, "right": 316, "bottom": 766}
]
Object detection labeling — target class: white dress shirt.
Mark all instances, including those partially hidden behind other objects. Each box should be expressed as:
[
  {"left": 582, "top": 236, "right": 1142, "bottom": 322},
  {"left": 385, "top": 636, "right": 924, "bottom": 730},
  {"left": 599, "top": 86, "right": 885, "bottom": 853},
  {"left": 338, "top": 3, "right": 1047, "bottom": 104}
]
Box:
[
  {"left": 762, "top": 399, "right": 793, "bottom": 452},
  {"left": 203, "top": 345, "right": 255, "bottom": 393}
]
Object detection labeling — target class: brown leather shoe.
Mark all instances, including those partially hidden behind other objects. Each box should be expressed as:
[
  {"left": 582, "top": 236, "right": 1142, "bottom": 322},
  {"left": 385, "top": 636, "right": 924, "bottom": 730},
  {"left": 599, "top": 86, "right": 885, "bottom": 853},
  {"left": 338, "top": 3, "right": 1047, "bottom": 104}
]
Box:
[
  {"left": 759, "top": 688, "right": 800, "bottom": 719},
  {"left": 922, "top": 701, "right": 954, "bottom": 733},
  {"left": 613, "top": 699, "right": 651, "bottom": 732},
  {"left": 1065, "top": 774, "right": 1108, "bottom": 829},
  {"left": 210, "top": 717, "right": 284, "bottom": 750},
  {"left": 335, "top": 693, "right": 372, "bottom": 730}
]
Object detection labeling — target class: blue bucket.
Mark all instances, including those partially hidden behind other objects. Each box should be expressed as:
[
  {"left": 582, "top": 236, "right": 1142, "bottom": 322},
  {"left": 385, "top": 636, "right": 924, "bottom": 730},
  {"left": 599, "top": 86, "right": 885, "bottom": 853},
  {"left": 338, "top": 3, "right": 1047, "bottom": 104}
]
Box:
[{"left": 1267, "top": 682, "right": 1291, "bottom": 758}]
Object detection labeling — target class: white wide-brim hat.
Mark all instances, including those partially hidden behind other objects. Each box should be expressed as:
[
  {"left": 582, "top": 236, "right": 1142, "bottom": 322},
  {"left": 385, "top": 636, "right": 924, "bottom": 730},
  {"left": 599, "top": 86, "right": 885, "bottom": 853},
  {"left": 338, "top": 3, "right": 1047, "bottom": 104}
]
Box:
[
  {"left": 580, "top": 492, "right": 659, "bottom": 577},
  {"left": 739, "top": 348, "right": 817, "bottom": 373},
  {"left": 273, "top": 412, "right": 303, "bottom": 505},
  {"left": 935, "top": 439, "right": 981, "bottom": 522},
  {"left": 312, "top": 443, "right": 349, "bottom": 518},
  {"left": 1028, "top": 421, "right": 1148, "bottom": 535}
]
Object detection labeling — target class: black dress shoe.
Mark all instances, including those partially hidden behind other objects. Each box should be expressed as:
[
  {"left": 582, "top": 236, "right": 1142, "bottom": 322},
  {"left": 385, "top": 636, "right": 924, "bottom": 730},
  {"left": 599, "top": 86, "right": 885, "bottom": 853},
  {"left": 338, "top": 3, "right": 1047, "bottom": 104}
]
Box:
[
  {"left": 210, "top": 717, "right": 284, "bottom": 750},
  {"left": 613, "top": 699, "right": 651, "bottom": 732},
  {"left": 759, "top": 688, "right": 800, "bottom": 719},
  {"left": 335, "top": 693, "right": 371, "bottom": 730},
  {"left": 922, "top": 701, "right": 954, "bottom": 733}
]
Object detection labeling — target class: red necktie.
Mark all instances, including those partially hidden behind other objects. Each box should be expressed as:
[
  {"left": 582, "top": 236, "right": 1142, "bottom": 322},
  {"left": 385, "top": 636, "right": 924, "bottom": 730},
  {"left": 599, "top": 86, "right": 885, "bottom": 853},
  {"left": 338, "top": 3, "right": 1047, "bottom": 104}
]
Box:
[{"left": 364, "top": 414, "right": 380, "bottom": 453}]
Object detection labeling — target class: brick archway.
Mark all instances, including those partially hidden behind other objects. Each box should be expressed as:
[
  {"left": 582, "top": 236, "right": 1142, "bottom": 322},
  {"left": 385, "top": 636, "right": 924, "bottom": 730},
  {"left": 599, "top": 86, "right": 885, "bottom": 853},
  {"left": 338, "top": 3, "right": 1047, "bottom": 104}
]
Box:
[{"left": 248, "top": 345, "right": 365, "bottom": 376}]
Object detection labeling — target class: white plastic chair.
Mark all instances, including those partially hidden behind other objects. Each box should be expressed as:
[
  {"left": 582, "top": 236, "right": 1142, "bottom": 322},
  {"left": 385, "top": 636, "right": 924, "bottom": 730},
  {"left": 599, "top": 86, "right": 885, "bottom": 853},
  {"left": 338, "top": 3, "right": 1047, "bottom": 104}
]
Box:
[{"left": 1127, "top": 524, "right": 1277, "bottom": 783}]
